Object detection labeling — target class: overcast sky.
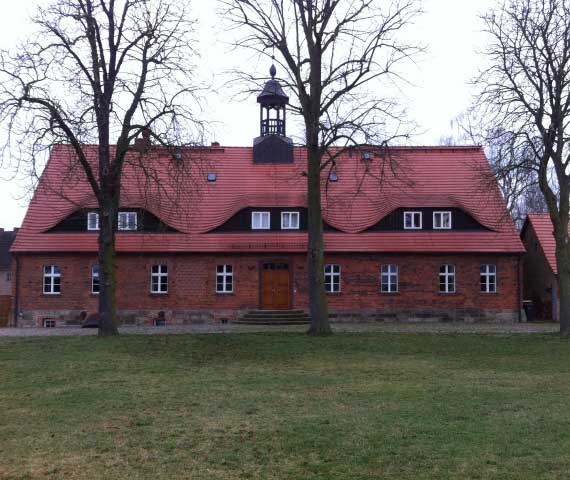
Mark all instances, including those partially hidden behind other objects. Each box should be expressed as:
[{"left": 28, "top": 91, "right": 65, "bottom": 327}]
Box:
[{"left": 0, "top": 0, "right": 495, "bottom": 230}]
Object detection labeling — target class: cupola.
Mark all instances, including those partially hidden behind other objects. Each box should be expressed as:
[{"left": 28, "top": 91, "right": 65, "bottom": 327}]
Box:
[{"left": 253, "top": 64, "right": 293, "bottom": 164}]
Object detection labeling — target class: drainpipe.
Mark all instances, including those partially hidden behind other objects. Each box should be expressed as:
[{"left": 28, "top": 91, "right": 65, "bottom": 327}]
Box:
[
  {"left": 518, "top": 255, "right": 522, "bottom": 323},
  {"left": 13, "top": 255, "right": 20, "bottom": 327}
]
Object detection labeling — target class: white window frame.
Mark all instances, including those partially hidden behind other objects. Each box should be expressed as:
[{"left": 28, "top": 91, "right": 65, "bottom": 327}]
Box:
[
  {"left": 43, "top": 319, "right": 56, "bottom": 328},
  {"left": 281, "top": 211, "right": 300, "bottom": 230},
  {"left": 87, "top": 212, "right": 100, "bottom": 231},
  {"left": 150, "top": 264, "right": 168, "bottom": 294},
  {"left": 404, "top": 211, "right": 422, "bottom": 230},
  {"left": 216, "top": 264, "right": 234, "bottom": 293},
  {"left": 480, "top": 264, "right": 497, "bottom": 293},
  {"left": 439, "top": 264, "right": 456, "bottom": 294},
  {"left": 43, "top": 265, "right": 61, "bottom": 295},
  {"left": 324, "top": 264, "right": 341, "bottom": 293},
  {"left": 91, "top": 265, "right": 100, "bottom": 295},
  {"left": 433, "top": 211, "right": 452, "bottom": 230},
  {"left": 251, "top": 211, "right": 270, "bottom": 230},
  {"left": 381, "top": 264, "right": 399, "bottom": 293},
  {"left": 118, "top": 211, "right": 138, "bottom": 231}
]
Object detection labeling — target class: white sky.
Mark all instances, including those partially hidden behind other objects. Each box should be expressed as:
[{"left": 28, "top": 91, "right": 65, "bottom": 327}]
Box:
[{"left": 0, "top": 0, "right": 495, "bottom": 230}]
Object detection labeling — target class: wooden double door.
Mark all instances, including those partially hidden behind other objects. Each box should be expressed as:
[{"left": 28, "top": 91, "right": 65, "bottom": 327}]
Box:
[
  {"left": 260, "top": 262, "right": 291, "bottom": 310},
  {"left": 0, "top": 296, "right": 11, "bottom": 327}
]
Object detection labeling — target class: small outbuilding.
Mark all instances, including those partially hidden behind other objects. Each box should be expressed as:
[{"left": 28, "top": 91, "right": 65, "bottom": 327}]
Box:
[{"left": 520, "top": 214, "right": 562, "bottom": 321}]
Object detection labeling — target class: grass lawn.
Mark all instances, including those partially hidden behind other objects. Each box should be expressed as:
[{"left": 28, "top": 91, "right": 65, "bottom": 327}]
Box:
[{"left": 1, "top": 332, "right": 570, "bottom": 479}]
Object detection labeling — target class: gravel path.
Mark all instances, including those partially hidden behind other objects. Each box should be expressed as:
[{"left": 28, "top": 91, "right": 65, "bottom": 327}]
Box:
[{"left": 0, "top": 322, "right": 559, "bottom": 337}]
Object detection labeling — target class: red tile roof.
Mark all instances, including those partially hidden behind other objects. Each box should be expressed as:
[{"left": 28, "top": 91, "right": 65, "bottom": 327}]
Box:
[
  {"left": 523, "top": 213, "right": 559, "bottom": 274},
  {"left": 12, "top": 144, "right": 524, "bottom": 254}
]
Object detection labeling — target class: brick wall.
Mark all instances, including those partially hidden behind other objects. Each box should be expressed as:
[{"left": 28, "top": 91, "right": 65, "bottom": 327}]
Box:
[
  {"left": 13, "top": 252, "right": 522, "bottom": 326},
  {"left": 0, "top": 268, "right": 11, "bottom": 296}
]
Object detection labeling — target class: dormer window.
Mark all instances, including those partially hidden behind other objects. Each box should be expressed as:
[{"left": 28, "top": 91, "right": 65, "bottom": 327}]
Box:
[
  {"left": 329, "top": 171, "right": 338, "bottom": 182},
  {"left": 433, "top": 211, "right": 452, "bottom": 229},
  {"left": 361, "top": 151, "right": 372, "bottom": 161},
  {"left": 207, "top": 173, "right": 217, "bottom": 182},
  {"left": 252, "top": 211, "right": 270, "bottom": 230},
  {"left": 118, "top": 212, "right": 137, "bottom": 231},
  {"left": 281, "top": 212, "right": 300, "bottom": 230},
  {"left": 87, "top": 212, "right": 100, "bottom": 231},
  {"left": 404, "top": 211, "right": 422, "bottom": 230}
]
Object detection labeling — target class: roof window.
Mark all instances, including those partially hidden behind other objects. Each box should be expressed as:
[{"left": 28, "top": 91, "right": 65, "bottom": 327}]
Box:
[{"left": 207, "top": 173, "right": 217, "bottom": 182}]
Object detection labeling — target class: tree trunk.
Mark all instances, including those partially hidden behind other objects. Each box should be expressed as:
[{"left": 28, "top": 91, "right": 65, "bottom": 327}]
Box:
[
  {"left": 98, "top": 195, "right": 119, "bottom": 337},
  {"left": 556, "top": 243, "right": 570, "bottom": 337},
  {"left": 306, "top": 144, "right": 331, "bottom": 335}
]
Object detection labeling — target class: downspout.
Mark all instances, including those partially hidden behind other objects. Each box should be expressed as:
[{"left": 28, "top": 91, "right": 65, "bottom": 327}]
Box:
[
  {"left": 518, "top": 255, "right": 522, "bottom": 323},
  {"left": 13, "top": 255, "right": 20, "bottom": 327}
]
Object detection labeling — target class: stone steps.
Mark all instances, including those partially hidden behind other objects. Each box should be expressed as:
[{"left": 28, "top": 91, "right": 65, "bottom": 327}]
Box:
[{"left": 233, "top": 309, "right": 310, "bottom": 325}]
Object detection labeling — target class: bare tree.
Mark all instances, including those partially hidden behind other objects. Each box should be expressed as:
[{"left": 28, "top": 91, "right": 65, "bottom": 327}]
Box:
[
  {"left": 222, "top": 0, "right": 420, "bottom": 335},
  {"left": 0, "top": 0, "right": 202, "bottom": 336},
  {"left": 476, "top": 0, "right": 570, "bottom": 335},
  {"left": 443, "top": 115, "right": 548, "bottom": 228}
]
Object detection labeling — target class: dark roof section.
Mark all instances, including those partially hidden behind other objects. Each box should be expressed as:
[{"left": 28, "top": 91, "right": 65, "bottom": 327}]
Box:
[
  {"left": 257, "top": 65, "right": 289, "bottom": 106},
  {"left": 0, "top": 230, "right": 16, "bottom": 269}
]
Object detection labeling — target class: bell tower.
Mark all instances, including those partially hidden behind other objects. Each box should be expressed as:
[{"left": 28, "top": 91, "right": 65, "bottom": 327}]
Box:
[{"left": 253, "top": 64, "right": 293, "bottom": 164}]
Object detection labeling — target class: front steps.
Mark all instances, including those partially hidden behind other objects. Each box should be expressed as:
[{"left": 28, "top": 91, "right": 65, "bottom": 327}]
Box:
[{"left": 233, "top": 309, "right": 310, "bottom": 325}]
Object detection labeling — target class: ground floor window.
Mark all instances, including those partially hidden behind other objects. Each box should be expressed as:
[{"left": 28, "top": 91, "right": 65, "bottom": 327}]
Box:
[
  {"left": 43, "top": 265, "right": 61, "bottom": 295},
  {"left": 216, "top": 264, "right": 233, "bottom": 293},
  {"left": 43, "top": 318, "right": 56, "bottom": 328},
  {"left": 151, "top": 265, "right": 168, "bottom": 294},
  {"left": 92, "top": 265, "right": 100, "bottom": 294},
  {"left": 324, "top": 264, "right": 341, "bottom": 293},
  {"left": 381, "top": 265, "right": 398, "bottom": 293},
  {"left": 439, "top": 264, "right": 455, "bottom": 293},
  {"left": 480, "top": 264, "right": 497, "bottom": 293}
]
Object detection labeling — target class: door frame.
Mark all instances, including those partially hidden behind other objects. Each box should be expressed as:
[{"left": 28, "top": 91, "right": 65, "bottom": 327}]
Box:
[{"left": 258, "top": 259, "right": 293, "bottom": 310}]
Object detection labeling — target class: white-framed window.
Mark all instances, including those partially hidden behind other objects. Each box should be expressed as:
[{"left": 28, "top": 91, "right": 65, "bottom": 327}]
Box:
[
  {"left": 433, "top": 211, "right": 452, "bottom": 229},
  {"left": 43, "top": 318, "right": 56, "bottom": 328},
  {"left": 381, "top": 264, "right": 398, "bottom": 293},
  {"left": 480, "top": 264, "right": 497, "bottom": 293},
  {"left": 281, "top": 211, "right": 300, "bottom": 230},
  {"left": 150, "top": 264, "right": 168, "bottom": 294},
  {"left": 251, "top": 211, "right": 270, "bottom": 230},
  {"left": 43, "top": 265, "right": 61, "bottom": 295},
  {"left": 118, "top": 211, "right": 137, "bottom": 231},
  {"left": 216, "top": 264, "right": 233, "bottom": 293},
  {"left": 91, "top": 265, "right": 100, "bottom": 294},
  {"left": 87, "top": 212, "right": 100, "bottom": 231},
  {"left": 404, "top": 211, "right": 422, "bottom": 229},
  {"left": 324, "top": 264, "right": 341, "bottom": 293},
  {"left": 439, "top": 264, "right": 455, "bottom": 293}
]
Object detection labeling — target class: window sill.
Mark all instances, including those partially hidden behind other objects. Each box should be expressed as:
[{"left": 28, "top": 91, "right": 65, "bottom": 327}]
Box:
[
  {"left": 43, "top": 293, "right": 61, "bottom": 296},
  {"left": 439, "top": 292, "right": 456, "bottom": 295},
  {"left": 326, "top": 292, "right": 342, "bottom": 295},
  {"left": 380, "top": 291, "right": 400, "bottom": 295},
  {"left": 216, "top": 292, "right": 234, "bottom": 295},
  {"left": 149, "top": 292, "right": 169, "bottom": 296}
]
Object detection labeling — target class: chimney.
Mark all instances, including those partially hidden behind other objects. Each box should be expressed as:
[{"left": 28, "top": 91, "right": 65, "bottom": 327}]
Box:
[
  {"left": 135, "top": 128, "right": 152, "bottom": 148},
  {"left": 0, "top": 228, "right": 4, "bottom": 233},
  {"left": 211, "top": 141, "right": 220, "bottom": 147}
]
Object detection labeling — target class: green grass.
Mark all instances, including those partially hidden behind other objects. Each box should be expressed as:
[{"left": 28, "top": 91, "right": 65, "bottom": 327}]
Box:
[{"left": 1, "top": 332, "right": 570, "bottom": 479}]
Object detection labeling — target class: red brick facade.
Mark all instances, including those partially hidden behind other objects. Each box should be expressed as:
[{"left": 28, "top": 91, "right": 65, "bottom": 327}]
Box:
[{"left": 13, "top": 252, "right": 522, "bottom": 326}]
